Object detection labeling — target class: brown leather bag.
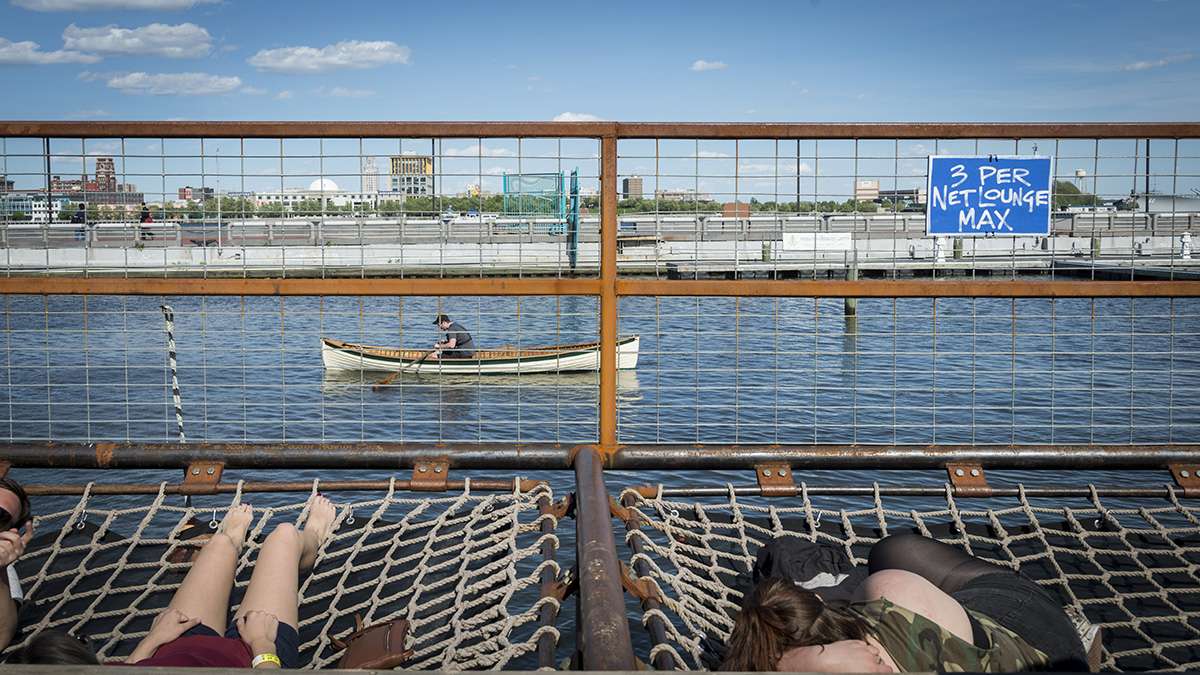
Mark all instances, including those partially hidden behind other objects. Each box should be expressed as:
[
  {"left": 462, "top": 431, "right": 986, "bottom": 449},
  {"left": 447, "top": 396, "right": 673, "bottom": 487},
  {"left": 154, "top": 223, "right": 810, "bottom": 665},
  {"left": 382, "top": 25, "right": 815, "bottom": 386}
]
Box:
[{"left": 329, "top": 615, "right": 413, "bottom": 670}]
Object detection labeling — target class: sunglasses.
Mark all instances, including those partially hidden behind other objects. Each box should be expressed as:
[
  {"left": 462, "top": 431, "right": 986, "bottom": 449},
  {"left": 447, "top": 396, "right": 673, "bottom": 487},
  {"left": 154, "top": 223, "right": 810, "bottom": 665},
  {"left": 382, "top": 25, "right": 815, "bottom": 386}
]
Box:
[{"left": 0, "top": 507, "right": 24, "bottom": 532}]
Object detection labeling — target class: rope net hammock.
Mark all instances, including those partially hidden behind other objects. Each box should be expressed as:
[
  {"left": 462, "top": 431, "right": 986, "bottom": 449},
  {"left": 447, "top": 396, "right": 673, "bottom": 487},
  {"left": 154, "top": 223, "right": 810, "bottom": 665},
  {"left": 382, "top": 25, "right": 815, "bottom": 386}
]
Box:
[
  {"left": 5, "top": 480, "right": 563, "bottom": 670},
  {"left": 619, "top": 483, "right": 1200, "bottom": 672}
]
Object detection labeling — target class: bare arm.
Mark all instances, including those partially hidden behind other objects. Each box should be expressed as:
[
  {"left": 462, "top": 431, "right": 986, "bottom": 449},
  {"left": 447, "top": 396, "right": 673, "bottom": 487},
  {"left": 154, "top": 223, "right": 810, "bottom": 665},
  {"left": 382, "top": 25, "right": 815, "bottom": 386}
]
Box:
[
  {"left": 0, "top": 579, "right": 16, "bottom": 650},
  {"left": 854, "top": 569, "right": 974, "bottom": 643},
  {"left": 0, "top": 527, "right": 31, "bottom": 651}
]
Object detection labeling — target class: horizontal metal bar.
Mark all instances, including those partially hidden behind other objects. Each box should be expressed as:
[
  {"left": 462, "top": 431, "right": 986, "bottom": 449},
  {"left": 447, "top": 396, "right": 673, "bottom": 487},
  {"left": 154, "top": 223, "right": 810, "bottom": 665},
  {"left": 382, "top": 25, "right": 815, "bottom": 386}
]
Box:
[
  {"left": 1, "top": 442, "right": 578, "bottom": 470},
  {"left": 3, "top": 121, "right": 1198, "bottom": 139},
  {"left": 0, "top": 121, "right": 615, "bottom": 139},
  {"left": 610, "top": 444, "right": 1200, "bottom": 470},
  {"left": 23, "top": 478, "right": 540, "bottom": 496},
  {"left": 614, "top": 122, "right": 1200, "bottom": 139},
  {"left": 616, "top": 279, "right": 1200, "bottom": 298},
  {"left": 0, "top": 277, "right": 601, "bottom": 297},
  {"left": 4, "top": 442, "right": 1198, "bottom": 471},
  {"left": 632, "top": 485, "right": 1181, "bottom": 499},
  {"left": 3, "top": 277, "right": 1198, "bottom": 298}
]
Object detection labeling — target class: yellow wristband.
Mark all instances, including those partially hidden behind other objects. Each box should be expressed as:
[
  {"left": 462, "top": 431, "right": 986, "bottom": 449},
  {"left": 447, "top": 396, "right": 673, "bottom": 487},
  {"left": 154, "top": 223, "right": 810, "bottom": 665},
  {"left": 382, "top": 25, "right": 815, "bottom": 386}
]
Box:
[{"left": 251, "top": 652, "right": 281, "bottom": 668}]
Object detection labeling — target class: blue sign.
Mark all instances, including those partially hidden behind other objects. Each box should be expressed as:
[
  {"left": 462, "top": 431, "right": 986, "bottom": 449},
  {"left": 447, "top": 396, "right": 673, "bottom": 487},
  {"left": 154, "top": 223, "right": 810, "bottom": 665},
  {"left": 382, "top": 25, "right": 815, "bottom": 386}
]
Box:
[{"left": 926, "top": 156, "right": 1053, "bottom": 236}]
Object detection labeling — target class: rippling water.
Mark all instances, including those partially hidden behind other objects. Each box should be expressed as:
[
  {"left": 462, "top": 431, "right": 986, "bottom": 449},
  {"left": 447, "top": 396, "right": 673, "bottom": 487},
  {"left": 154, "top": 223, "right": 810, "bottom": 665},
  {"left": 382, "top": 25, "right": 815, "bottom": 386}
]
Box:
[{"left": 2, "top": 292, "right": 1198, "bottom": 493}]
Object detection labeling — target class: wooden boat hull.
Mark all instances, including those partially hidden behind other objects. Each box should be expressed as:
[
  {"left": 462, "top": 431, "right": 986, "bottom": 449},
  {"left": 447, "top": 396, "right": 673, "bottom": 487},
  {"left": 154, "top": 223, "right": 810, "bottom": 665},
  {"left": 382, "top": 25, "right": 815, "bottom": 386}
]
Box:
[{"left": 321, "top": 335, "right": 639, "bottom": 374}]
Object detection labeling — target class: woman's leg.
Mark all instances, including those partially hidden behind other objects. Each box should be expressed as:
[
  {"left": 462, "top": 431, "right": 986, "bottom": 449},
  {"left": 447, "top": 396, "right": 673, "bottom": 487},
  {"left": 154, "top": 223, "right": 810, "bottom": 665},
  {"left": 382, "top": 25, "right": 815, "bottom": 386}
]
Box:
[
  {"left": 868, "top": 533, "right": 1008, "bottom": 595},
  {"left": 166, "top": 503, "right": 253, "bottom": 632},
  {"left": 233, "top": 495, "right": 336, "bottom": 629}
]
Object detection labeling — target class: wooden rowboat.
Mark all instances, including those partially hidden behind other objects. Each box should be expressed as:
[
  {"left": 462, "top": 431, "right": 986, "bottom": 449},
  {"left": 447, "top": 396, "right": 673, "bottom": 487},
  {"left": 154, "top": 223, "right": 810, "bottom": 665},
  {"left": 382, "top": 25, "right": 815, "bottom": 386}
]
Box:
[{"left": 321, "top": 335, "right": 639, "bottom": 375}]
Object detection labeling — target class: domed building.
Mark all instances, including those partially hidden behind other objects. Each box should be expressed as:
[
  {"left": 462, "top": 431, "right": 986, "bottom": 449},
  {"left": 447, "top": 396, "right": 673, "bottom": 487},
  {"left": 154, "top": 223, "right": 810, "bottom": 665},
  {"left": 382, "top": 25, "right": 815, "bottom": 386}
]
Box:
[
  {"left": 253, "top": 176, "right": 379, "bottom": 213},
  {"left": 308, "top": 178, "right": 340, "bottom": 192}
]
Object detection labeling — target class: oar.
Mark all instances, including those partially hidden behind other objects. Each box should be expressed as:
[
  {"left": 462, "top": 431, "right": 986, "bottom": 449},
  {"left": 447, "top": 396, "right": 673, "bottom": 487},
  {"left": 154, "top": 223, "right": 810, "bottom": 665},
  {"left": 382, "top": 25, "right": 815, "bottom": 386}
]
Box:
[{"left": 372, "top": 349, "right": 435, "bottom": 391}]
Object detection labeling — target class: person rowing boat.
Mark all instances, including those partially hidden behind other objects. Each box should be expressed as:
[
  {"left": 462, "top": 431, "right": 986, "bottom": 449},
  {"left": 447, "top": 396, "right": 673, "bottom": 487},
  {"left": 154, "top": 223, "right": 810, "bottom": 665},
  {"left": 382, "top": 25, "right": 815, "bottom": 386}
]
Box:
[{"left": 431, "top": 314, "right": 474, "bottom": 360}]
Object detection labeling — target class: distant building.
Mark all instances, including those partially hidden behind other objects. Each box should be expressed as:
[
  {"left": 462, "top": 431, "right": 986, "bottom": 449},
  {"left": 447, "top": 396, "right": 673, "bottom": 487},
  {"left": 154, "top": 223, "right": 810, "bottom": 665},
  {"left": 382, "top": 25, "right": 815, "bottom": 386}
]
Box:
[
  {"left": 94, "top": 157, "right": 117, "bottom": 193},
  {"left": 49, "top": 170, "right": 140, "bottom": 204},
  {"left": 51, "top": 175, "right": 88, "bottom": 192},
  {"left": 362, "top": 157, "right": 379, "bottom": 193},
  {"left": 1, "top": 192, "right": 71, "bottom": 222},
  {"left": 1137, "top": 195, "right": 1200, "bottom": 213},
  {"left": 654, "top": 188, "right": 711, "bottom": 202},
  {"left": 0, "top": 175, "right": 13, "bottom": 192},
  {"left": 722, "top": 201, "right": 751, "bottom": 218},
  {"left": 878, "top": 187, "right": 927, "bottom": 205},
  {"left": 622, "top": 176, "right": 643, "bottom": 200},
  {"left": 389, "top": 155, "right": 433, "bottom": 196},
  {"left": 253, "top": 178, "right": 379, "bottom": 211},
  {"left": 854, "top": 180, "right": 880, "bottom": 202},
  {"left": 178, "top": 186, "right": 215, "bottom": 201}
]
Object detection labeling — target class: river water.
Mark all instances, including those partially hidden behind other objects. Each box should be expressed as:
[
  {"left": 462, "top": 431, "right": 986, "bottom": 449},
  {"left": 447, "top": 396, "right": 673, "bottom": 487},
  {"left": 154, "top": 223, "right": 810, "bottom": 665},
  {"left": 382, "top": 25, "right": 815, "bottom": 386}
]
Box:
[{"left": 4, "top": 293, "right": 1197, "bottom": 449}]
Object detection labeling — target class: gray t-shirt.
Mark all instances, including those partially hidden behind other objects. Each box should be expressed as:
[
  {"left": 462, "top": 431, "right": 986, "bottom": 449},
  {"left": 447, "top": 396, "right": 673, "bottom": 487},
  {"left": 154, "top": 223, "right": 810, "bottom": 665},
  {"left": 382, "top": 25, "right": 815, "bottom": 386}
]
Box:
[{"left": 444, "top": 322, "right": 473, "bottom": 350}]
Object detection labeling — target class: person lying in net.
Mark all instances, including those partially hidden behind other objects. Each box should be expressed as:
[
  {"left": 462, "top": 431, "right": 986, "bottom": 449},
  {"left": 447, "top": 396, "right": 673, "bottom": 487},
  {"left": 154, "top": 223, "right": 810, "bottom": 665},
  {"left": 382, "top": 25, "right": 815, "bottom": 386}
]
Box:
[
  {"left": 721, "top": 533, "right": 1089, "bottom": 672},
  {"left": 0, "top": 476, "right": 34, "bottom": 651},
  {"left": 17, "top": 495, "right": 337, "bottom": 669}
]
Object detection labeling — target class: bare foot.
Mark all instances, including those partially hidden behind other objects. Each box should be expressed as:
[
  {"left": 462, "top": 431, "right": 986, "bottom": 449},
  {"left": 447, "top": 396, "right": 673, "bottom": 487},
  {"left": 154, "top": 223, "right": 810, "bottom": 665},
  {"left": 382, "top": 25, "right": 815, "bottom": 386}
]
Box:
[
  {"left": 218, "top": 503, "right": 253, "bottom": 549},
  {"left": 298, "top": 495, "right": 335, "bottom": 572}
]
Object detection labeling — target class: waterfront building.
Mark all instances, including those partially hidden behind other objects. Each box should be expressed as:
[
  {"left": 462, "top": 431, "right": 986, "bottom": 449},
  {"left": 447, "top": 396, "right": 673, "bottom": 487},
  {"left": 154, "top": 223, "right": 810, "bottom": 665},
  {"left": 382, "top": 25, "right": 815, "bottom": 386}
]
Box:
[
  {"left": 878, "top": 187, "right": 927, "bottom": 205},
  {"left": 654, "top": 188, "right": 712, "bottom": 202},
  {"left": 722, "top": 201, "right": 751, "bottom": 217},
  {"left": 94, "top": 157, "right": 117, "bottom": 193},
  {"left": 0, "top": 175, "right": 12, "bottom": 192},
  {"left": 389, "top": 155, "right": 433, "bottom": 197},
  {"left": 253, "top": 178, "right": 380, "bottom": 211},
  {"left": 854, "top": 179, "right": 880, "bottom": 202},
  {"left": 362, "top": 157, "right": 379, "bottom": 193},
  {"left": 178, "top": 186, "right": 215, "bottom": 201},
  {"left": 622, "top": 176, "right": 643, "bottom": 200},
  {"left": 0, "top": 192, "right": 72, "bottom": 222}
]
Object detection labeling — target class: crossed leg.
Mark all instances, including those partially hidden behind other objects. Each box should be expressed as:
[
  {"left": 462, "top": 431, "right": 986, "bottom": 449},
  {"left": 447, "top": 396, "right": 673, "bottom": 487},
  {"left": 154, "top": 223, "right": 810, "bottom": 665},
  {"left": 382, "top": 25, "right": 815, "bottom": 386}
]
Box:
[
  {"left": 867, "top": 533, "right": 1007, "bottom": 595},
  {"left": 233, "top": 495, "right": 336, "bottom": 630},
  {"left": 165, "top": 503, "right": 254, "bottom": 633}
]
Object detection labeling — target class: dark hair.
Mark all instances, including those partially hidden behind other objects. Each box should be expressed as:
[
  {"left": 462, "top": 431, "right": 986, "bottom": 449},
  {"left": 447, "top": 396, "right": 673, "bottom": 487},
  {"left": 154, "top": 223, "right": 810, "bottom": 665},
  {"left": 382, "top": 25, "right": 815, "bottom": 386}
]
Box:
[
  {"left": 433, "top": 314, "right": 450, "bottom": 325},
  {"left": 720, "top": 577, "right": 869, "bottom": 671},
  {"left": 15, "top": 630, "right": 100, "bottom": 665},
  {"left": 0, "top": 476, "right": 32, "bottom": 530}
]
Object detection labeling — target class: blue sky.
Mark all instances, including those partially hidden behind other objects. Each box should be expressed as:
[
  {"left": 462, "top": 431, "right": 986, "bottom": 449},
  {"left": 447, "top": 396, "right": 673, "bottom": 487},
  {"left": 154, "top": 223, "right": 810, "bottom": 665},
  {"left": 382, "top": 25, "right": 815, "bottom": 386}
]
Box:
[{"left": 0, "top": 0, "right": 1197, "bottom": 122}]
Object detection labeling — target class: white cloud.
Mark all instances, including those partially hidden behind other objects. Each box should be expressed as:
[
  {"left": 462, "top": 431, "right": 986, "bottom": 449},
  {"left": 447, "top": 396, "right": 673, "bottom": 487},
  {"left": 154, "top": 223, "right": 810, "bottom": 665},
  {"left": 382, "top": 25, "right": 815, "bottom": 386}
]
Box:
[
  {"left": 239, "top": 85, "right": 267, "bottom": 95},
  {"left": 1121, "top": 53, "right": 1192, "bottom": 71},
  {"left": 319, "top": 86, "right": 374, "bottom": 98},
  {"left": 690, "top": 59, "right": 727, "bottom": 72},
  {"left": 248, "top": 40, "right": 410, "bottom": 73},
  {"left": 0, "top": 37, "right": 98, "bottom": 64},
  {"left": 62, "top": 22, "right": 211, "bottom": 58},
  {"left": 275, "top": 89, "right": 293, "bottom": 100},
  {"left": 105, "top": 71, "right": 242, "bottom": 95},
  {"left": 692, "top": 150, "right": 730, "bottom": 158},
  {"left": 553, "top": 111, "right": 603, "bottom": 122},
  {"left": 14, "top": 0, "right": 216, "bottom": 9},
  {"left": 444, "top": 144, "right": 515, "bottom": 157}
]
